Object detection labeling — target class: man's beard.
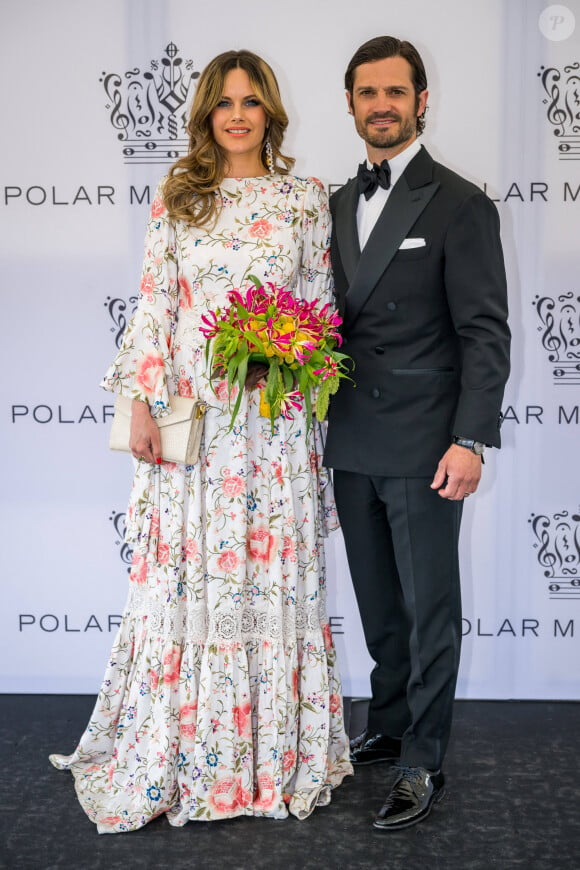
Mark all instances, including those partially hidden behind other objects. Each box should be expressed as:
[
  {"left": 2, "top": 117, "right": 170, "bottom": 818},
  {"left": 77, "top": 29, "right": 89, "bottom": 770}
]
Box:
[{"left": 357, "top": 112, "right": 417, "bottom": 151}]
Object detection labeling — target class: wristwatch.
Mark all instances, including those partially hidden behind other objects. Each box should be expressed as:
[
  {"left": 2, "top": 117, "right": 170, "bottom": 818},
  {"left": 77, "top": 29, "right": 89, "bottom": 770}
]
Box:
[{"left": 452, "top": 436, "right": 486, "bottom": 456}]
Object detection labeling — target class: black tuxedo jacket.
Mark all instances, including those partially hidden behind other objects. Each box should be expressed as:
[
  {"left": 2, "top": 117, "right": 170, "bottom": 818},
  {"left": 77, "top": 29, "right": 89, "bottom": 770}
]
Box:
[{"left": 324, "top": 145, "right": 511, "bottom": 477}]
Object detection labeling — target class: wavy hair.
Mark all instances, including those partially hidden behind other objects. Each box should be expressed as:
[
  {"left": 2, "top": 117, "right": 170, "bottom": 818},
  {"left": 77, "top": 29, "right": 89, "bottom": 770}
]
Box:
[{"left": 163, "top": 50, "right": 294, "bottom": 227}]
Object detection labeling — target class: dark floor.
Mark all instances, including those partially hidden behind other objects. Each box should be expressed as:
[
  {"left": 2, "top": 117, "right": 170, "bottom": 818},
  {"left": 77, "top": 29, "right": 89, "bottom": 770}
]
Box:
[{"left": 0, "top": 696, "right": 579, "bottom": 870}]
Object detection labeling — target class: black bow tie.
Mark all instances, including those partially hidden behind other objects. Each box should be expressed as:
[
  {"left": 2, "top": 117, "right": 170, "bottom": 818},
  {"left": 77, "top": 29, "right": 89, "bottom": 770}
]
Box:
[{"left": 357, "top": 159, "right": 391, "bottom": 200}]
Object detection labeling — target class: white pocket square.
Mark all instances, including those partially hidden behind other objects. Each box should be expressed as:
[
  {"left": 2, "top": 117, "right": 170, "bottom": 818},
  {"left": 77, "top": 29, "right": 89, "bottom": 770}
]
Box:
[{"left": 399, "top": 237, "right": 426, "bottom": 249}]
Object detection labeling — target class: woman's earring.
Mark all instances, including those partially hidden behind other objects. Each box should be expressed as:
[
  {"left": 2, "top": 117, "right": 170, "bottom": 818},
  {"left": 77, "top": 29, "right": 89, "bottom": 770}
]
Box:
[{"left": 264, "top": 139, "right": 274, "bottom": 175}]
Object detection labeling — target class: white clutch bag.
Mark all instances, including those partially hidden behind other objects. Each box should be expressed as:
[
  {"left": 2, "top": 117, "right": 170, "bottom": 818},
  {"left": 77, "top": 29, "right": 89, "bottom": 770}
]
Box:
[{"left": 109, "top": 394, "right": 208, "bottom": 465}]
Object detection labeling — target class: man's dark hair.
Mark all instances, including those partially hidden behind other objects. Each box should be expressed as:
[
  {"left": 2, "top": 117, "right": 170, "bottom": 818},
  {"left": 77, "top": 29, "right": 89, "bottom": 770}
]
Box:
[{"left": 345, "top": 36, "right": 428, "bottom": 135}]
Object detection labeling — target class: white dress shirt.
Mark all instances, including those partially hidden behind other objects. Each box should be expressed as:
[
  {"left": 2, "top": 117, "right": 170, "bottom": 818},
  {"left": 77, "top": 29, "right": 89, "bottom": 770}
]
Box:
[{"left": 356, "top": 139, "right": 422, "bottom": 250}]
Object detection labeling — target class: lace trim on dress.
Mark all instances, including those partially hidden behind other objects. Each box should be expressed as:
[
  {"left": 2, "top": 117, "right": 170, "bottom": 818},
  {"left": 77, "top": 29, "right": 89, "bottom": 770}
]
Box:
[{"left": 126, "top": 587, "right": 328, "bottom": 644}]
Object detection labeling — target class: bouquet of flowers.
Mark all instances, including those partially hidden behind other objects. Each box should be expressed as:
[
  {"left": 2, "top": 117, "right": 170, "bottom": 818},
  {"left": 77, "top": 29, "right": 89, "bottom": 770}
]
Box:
[{"left": 199, "top": 275, "right": 352, "bottom": 429}]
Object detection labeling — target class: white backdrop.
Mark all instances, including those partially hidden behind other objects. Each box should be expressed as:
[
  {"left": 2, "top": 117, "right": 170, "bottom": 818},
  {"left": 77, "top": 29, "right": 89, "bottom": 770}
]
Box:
[{"left": 1, "top": 0, "right": 579, "bottom": 698}]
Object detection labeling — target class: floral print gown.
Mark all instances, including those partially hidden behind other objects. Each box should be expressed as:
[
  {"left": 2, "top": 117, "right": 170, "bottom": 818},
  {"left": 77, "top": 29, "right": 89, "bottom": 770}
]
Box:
[{"left": 50, "top": 174, "right": 353, "bottom": 833}]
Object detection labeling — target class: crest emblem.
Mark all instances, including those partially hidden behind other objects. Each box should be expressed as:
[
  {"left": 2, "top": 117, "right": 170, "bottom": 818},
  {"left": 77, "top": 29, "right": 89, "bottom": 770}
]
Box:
[
  {"left": 100, "top": 43, "right": 199, "bottom": 164},
  {"left": 104, "top": 295, "right": 139, "bottom": 348},
  {"left": 529, "top": 510, "right": 580, "bottom": 598},
  {"left": 538, "top": 63, "right": 580, "bottom": 159},
  {"left": 533, "top": 292, "right": 580, "bottom": 384}
]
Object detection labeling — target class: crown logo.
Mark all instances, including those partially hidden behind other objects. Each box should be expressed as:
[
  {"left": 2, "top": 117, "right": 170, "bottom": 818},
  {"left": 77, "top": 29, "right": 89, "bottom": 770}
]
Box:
[
  {"left": 109, "top": 510, "right": 133, "bottom": 572},
  {"left": 529, "top": 510, "right": 580, "bottom": 599},
  {"left": 538, "top": 63, "right": 580, "bottom": 159},
  {"left": 532, "top": 292, "right": 580, "bottom": 384},
  {"left": 100, "top": 43, "right": 199, "bottom": 164}
]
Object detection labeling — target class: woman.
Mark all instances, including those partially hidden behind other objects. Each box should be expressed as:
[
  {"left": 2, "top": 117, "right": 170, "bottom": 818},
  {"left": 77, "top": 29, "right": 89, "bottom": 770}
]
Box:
[{"left": 50, "top": 49, "right": 352, "bottom": 833}]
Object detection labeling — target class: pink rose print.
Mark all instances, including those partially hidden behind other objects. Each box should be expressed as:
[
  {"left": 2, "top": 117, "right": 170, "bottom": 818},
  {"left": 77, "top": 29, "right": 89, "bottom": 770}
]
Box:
[
  {"left": 309, "top": 450, "right": 318, "bottom": 474},
  {"left": 310, "top": 177, "right": 324, "bottom": 190},
  {"left": 178, "top": 275, "right": 193, "bottom": 309},
  {"left": 129, "top": 553, "right": 148, "bottom": 585},
  {"left": 178, "top": 377, "right": 193, "bottom": 398},
  {"left": 232, "top": 702, "right": 252, "bottom": 739},
  {"left": 162, "top": 645, "right": 181, "bottom": 685},
  {"left": 329, "top": 693, "right": 341, "bottom": 714},
  {"left": 149, "top": 668, "right": 160, "bottom": 690},
  {"left": 322, "top": 623, "right": 333, "bottom": 653},
  {"left": 140, "top": 272, "right": 155, "bottom": 300},
  {"left": 183, "top": 538, "right": 198, "bottom": 561},
  {"left": 322, "top": 248, "right": 331, "bottom": 268},
  {"left": 215, "top": 379, "right": 239, "bottom": 403},
  {"left": 222, "top": 473, "right": 244, "bottom": 498},
  {"left": 247, "top": 528, "right": 279, "bottom": 565},
  {"left": 208, "top": 777, "right": 252, "bottom": 815},
  {"left": 135, "top": 353, "right": 164, "bottom": 396},
  {"left": 282, "top": 749, "right": 296, "bottom": 772},
  {"left": 248, "top": 218, "right": 273, "bottom": 239},
  {"left": 217, "top": 549, "right": 241, "bottom": 573},
  {"left": 100, "top": 816, "right": 123, "bottom": 827},
  {"left": 150, "top": 196, "right": 166, "bottom": 218},
  {"left": 292, "top": 666, "right": 299, "bottom": 701},
  {"left": 253, "top": 772, "right": 276, "bottom": 812},
  {"left": 157, "top": 539, "right": 170, "bottom": 564},
  {"left": 149, "top": 508, "right": 160, "bottom": 537},
  {"left": 179, "top": 703, "right": 198, "bottom": 743},
  {"left": 281, "top": 536, "right": 296, "bottom": 562}
]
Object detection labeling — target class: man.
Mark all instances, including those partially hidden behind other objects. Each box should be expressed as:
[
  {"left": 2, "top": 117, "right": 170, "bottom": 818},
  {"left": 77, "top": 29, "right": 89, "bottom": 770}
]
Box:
[{"left": 324, "top": 36, "right": 510, "bottom": 830}]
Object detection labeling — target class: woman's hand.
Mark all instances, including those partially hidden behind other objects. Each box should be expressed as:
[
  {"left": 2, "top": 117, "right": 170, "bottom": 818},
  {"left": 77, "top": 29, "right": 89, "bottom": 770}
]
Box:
[{"left": 129, "top": 399, "right": 162, "bottom": 464}]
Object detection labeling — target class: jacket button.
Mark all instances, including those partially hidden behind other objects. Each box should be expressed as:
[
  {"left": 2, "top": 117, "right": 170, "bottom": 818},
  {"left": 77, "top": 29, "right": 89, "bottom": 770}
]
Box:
[
  {"left": 374, "top": 346, "right": 385, "bottom": 355},
  {"left": 387, "top": 302, "right": 397, "bottom": 311},
  {"left": 371, "top": 387, "right": 380, "bottom": 399}
]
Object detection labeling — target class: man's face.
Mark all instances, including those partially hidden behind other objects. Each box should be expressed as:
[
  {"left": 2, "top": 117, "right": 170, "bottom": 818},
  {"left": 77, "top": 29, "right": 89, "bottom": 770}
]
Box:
[{"left": 347, "top": 55, "right": 428, "bottom": 159}]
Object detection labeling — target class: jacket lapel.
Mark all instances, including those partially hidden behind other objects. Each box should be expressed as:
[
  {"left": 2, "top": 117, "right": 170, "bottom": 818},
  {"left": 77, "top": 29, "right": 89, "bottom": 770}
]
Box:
[
  {"left": 343, "top": 146, "right": 440, "bottom": 328},
  {"left": 333, "top": 178, "right": 360, "bottom": 284}
]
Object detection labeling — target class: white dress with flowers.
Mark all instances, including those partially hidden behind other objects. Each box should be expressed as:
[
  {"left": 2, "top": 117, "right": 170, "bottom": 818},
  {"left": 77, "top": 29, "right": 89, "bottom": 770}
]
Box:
[{"left": 50, "top": 174, "right": 353, "bottom": 833}]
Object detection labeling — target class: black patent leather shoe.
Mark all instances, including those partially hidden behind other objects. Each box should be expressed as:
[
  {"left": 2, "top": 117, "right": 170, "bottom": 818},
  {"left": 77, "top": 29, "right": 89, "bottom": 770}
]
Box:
[
  {"left": 373, "top": 766, "right": 445, "bottom": 830},
  {"left": 349, "top": 730, "right": 401, "bottom": 765}
]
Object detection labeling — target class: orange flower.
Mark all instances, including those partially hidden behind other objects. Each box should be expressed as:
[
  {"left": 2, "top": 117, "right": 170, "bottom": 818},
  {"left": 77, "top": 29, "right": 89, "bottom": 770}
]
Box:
[
  {"left": 135, "top": 353, "right": 164, "bottom": 396},
  {"left": 233, "top": 701, "right": 252, "bottom": 739},
  {"left": 150, "top": 196, "right": 165, "bottom": 218},
  {"left": 247, "top": 528, "right": 279, "bottom": 565},
  {"left": 248, "top": 218, "right": 273, "bottom": 239}
]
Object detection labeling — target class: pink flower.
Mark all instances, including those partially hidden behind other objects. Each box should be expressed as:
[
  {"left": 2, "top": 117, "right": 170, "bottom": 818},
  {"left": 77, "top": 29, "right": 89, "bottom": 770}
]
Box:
[
  {"left": 281, "top": 536, "right": 296, "bottom": 562},
  {"left": 178, "top": 275, "right": 193, "bottom": 309},
  {"left": 157, "top": 539, "right": 170, "bottom": 564},
  {"left": 215, "top": 379, "right": 239, "bottom": 403},
  {"left": 135, "top": 353, "right": 164, "bottom": 396},
  {"left": 129, "top": 553, "right": 147, "bottom": 585},
  {"left": 248, "top": 218, "right": 273, "bottom": 239},
  {"left": 149, "top": 508, "right": 160, "bottom": 537},
  {"left": 292, "top": 666, "right": 299, "bottom": 700},
  {"left": 322, "top": 623, "right": 333, "bottom": 653},
  {"left": 329, "top": 693, "right": 342, "bottom": 714},
  {"left": 208, "top": 776, "right": 251, "bottom": 815},
  {"left": 100, "top": 816, "right": 123, "bottom": 827},
  {"left": 233, "top": 702, "right": 252, "bottom": 739},
  {"left": 217, "top": 549, "right": 241, "bottom": 573},
  {"left": 247, "top": 528, "right": 279, "bottom": 565},
  {"left": 253, "top": 773, "right": 276, "bottom": 811},
  {"left": 282, "top": 749, "right": 296, "bottom": 772},
  {"left": 222, "top": 473, "right": 244, "bottom": 498},
  {"left": 149, "top": 668, "right": 160, "bottom": 690},
  {"left": 183, "top": 538, "right": 198, "bottom": 561},
  {"left": 140, "top": 272, "right": 155, "bottom": 298},
  {"left": 162, "top": 644, "right": 181, "bottom": 685},
  {"left": 179, "top": 703, "right": 198, "bottom": 743},
  {"left": 150, "top": 196, "right": 165, "bottom": 218},
  {"left": 178, "top": 377, "right": 193, "bottom": 397}
]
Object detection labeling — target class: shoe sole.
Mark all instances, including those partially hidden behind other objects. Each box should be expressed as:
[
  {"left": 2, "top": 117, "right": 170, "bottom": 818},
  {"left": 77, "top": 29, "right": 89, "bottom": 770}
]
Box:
[{"left": 372, "top": 787, "right": 446, "bottom": 831}]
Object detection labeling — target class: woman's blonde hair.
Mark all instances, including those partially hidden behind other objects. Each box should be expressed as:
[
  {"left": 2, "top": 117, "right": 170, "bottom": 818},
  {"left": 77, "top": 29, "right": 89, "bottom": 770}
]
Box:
[{"left": 163, "top": 50, "right": 295, "bottom": 227}]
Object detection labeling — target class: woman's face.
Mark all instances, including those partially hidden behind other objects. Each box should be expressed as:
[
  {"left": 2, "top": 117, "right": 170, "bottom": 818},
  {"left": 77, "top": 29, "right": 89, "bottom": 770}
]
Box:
[{"left": 210, "top": 67, "right": 268, "bottom": 172}]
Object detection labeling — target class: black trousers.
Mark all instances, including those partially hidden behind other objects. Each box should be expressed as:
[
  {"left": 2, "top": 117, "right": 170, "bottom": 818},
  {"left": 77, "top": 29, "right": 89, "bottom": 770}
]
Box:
[{"left": 334, "top": 471, "right": 463, "bottom": 771}]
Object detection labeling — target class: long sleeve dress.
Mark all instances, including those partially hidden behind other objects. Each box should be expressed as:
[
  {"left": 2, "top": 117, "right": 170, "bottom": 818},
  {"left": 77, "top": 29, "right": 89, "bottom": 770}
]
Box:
[{"left": 49, "top": 173, "right": 353, "bottom": 833}]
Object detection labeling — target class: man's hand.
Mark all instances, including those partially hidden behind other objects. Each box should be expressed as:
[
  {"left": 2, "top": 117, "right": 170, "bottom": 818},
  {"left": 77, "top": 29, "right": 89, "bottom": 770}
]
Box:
[
  {"left": 430, "top": 444, "right": 482, "bottom": 500},
  {"left": 245, "top": 362, "right": 270, "bottom": 391},
  {"left": 129, "top": 399, "right": 162, "bottom": 464}
]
